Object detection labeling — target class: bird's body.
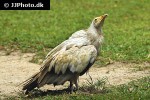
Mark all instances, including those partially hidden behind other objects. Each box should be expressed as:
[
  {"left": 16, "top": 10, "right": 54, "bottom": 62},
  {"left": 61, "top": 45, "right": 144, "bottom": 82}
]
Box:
[{"left": 22, "top": 14, "right": 108, "bottom": 94}]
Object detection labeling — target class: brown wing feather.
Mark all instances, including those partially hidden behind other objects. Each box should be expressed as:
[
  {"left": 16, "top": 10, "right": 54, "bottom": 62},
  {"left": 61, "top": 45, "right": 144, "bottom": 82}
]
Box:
[
  {"left": 22, "top": 45, "right": 97, "bottom": 93},
  {"left": 37, "top": 45, "right": 97, "bottom": 86}
]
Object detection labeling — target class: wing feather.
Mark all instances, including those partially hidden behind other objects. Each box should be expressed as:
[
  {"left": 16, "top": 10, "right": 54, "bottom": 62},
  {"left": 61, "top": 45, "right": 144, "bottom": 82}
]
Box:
[
  {"left": 37, "top": 30, "right": 97, "bottom": 85},
  {"left": 37, "top": 45, "right": 97, "bottom": 85}
]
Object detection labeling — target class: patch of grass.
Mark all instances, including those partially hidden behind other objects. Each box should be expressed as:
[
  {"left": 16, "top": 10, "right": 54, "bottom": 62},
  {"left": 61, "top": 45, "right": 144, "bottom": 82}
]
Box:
[
  {"left": 34, "top": 77, "right": 150, "bottom": 100},
  {"left": 5, "top": 77, "right": 150, "bottom": 100},
  {"left": 79, "top": 77, "right": 109, "bottom": 94},
  {"left": 0, "top": 0, "right": 149, "bottom": 63},
  {"left": 131, "top": 65, "right": 150, "bottom": 72},
  {"left": 108, "top": 77, "right": 150, "bottom": 100}
]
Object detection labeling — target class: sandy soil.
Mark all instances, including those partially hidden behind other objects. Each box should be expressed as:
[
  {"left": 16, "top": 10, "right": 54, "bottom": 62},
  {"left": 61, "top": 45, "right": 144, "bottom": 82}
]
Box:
[{"left": 0, "top": 51, "right": 149, "bottom": 98}]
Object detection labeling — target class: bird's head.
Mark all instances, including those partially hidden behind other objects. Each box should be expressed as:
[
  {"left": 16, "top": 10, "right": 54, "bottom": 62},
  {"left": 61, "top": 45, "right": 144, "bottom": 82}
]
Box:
[
  {"left": 88, "top": 14, "right": 108, "bottom": 34},
  {"left": 93, "top": 14, "right": 108, "bottom": 29}
]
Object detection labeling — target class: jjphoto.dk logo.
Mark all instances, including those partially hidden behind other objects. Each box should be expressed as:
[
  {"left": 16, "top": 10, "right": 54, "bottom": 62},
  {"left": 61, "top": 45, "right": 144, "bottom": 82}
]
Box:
[
  {"left": 4, "top": 2, "right": 44, "bottom": 8},
  {"left": 0, "top": 0, "right": 50, "bottom": 10},
  {"left": 4, "top": 3, "right": 9, "bottom": 8}
]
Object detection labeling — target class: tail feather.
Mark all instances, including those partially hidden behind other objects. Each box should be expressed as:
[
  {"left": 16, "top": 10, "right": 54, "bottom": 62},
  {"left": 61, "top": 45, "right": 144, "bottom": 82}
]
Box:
[
  {"left": 39, "top": 73, "right": 58, "bottom": 86},
  {"left": 47, "top": 74, "right": 58, "bottom": 84},
  {"left": 39, "top": 73, "right": 73, "bottom": 86},
  {"left": 21, "top": 69, "right": 75, "bottom": 94},
  {"left": 22, "top": 72, "right": 39, "bottom": 94},
  {"left": 54, "top": 74, "right": 72, "bottom": 85}
]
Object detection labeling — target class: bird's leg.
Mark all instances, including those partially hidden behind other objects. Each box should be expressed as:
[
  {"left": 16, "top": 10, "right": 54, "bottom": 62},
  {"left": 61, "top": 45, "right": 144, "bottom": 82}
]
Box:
[
  {"left": 69, "top": 81, "right": 73, "bottom": 94},
  {"left": 74, "top": 77, "right": 79, "bottom": 91}
]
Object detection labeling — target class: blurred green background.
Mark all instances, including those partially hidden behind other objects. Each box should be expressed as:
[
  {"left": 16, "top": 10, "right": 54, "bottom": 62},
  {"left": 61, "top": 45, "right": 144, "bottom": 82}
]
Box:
[
  {"left": 0, "top": 0, "right": 149, "bottom": 63},
  {"left": 1, "top": 0, "right": 150, "bottom": 99}
]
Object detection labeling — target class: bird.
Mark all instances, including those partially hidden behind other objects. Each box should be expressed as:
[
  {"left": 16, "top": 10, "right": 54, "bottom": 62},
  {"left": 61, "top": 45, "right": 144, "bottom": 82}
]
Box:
[{"left": 22, "top": 14, "right": 108, "bottom": 94}]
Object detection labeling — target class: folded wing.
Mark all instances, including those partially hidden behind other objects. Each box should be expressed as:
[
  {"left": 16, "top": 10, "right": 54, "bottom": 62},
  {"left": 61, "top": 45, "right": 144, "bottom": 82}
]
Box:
[{"left": 37, "top": 44, "right": 97, "bottom": 87}]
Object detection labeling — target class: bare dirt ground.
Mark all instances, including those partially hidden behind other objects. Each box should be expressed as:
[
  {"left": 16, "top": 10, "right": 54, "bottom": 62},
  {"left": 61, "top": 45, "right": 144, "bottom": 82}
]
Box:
[{"left": 0, "top": 51, "right": 150, "bottom": 98}]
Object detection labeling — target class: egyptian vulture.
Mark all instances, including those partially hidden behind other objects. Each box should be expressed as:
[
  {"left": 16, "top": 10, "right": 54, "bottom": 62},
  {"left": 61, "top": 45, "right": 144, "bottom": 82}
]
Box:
[{"left": 22, "top": 14, "right": 108, "bottom": 94}]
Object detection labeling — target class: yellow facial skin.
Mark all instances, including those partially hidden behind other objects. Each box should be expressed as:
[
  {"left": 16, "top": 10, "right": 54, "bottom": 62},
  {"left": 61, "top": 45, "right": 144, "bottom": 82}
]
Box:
[{"left": 94, "top": 14, "right": 108, "bottom": 28}]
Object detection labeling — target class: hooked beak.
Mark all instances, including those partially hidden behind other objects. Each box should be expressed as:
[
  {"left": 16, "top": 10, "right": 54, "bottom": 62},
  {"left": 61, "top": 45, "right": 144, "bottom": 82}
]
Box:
[
  {"left": 94, "top": 14, "right": 108, "bottom": 28},
  {"left": 100, "top": 14, "right": 108, "bottom": 20},
  {"left": 99, "top": 14, "right": 108, "bottom": 25}
]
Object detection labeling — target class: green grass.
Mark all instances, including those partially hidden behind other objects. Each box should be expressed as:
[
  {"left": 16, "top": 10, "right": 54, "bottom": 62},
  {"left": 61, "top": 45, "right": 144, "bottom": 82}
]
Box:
[
  {"left": 7, "top": 77, "right": 150, "bottom": 100},
  {"left": 0, "top": 0, "right": 149, "bottom": 63},
  {"left": 0, "top": 1, "right": 150, "bottom": 99}
]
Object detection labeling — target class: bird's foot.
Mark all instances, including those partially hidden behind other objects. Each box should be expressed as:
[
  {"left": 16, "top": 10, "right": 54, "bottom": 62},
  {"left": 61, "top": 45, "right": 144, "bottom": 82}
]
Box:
[{"left": 66, "top": 86, "right": 78, "bottom": 94}]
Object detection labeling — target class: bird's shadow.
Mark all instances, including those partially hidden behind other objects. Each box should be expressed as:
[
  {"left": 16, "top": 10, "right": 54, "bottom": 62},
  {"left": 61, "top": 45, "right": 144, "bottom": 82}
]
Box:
[{"left": 24, "top": 88, "right": 73, "bottom": 98}]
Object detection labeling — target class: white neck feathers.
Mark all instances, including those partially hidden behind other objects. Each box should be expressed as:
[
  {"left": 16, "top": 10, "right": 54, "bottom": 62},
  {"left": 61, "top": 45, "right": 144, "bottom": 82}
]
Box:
[{"left": 87, "top": 21, "right": 102, "bottom": 34}]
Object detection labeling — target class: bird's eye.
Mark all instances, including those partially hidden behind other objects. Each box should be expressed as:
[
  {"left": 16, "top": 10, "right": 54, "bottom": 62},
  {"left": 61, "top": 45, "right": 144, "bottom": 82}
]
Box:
[{"left": 95, "top": 18, "right": 97, "bottom": 22}]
